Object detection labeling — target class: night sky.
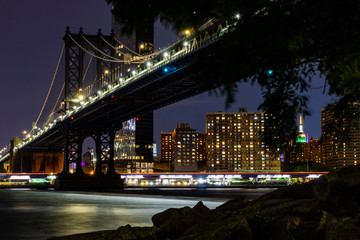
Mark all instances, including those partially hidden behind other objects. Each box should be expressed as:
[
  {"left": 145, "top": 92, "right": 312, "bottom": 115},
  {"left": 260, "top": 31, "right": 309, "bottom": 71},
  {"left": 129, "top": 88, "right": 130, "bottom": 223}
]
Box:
[{"left": 0, "top": 0, "right": 335, "bottom": 154}]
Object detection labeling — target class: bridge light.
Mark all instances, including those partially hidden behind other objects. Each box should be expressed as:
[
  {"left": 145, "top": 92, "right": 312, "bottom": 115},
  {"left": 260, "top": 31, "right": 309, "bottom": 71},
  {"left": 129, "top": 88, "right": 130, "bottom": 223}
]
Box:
[
  {"left": 164, "top": 68, "right": 168, "bottom": 73},
  {"left": 139, "top": 43, "right": 144, "bottom": 49},
  {"left": 146, "top": 62, "right": 151, "bottom": 68},
  {"left": 163, "top": 52, "right": 169, "bottom": 58},
  {"left": 104, "top": 69, "right": 109, "bottom": 75},
  {"left": 97, "top": 90, "right": 102, "bottom": 95},
  {"left": 107, "top": 85, "right": 112, "bottom": 90},
  {"left": 184, "top": 29, "right": 191, "bottom": 36},
  {"left": 183, "top": 41, "right": 189, "bottom": 47},
  {"left": 235, "top": 13, "right": 240, "bottom": 19},
  {"left": 267, "top": 70, "right": 274, "bottom": 76},
  {"left": 80, "top": 101, "right": 85, "bottom": 105},
  {"left": 78, "top": 95, "right": 84, "bottom": 101},
  {"left": 119, "top": 77, "right": 123, "bottom": 82},
  {"left": 132, "top": 70, "right": 136, "bottom": 75}
]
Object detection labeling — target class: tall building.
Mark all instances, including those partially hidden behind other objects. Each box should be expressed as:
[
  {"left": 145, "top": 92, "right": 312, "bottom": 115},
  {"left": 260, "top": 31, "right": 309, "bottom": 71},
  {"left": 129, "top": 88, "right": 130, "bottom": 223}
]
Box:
[
  {"left": 114, "top": 119, "right": 136, "bottom": 172},
  {"left": 296, "top": 114, "right": 308, "bottom": 143},
  {"left": 161, "top": 123, "right": 205, "bottom": 172},
  {"left": 309, "top": 138, "right": 322, "bottom": 163},
  {"left": 321, "top": 102, "right": 360, "bottom": 168},
  {"left": 111, "top": 12, "right": 154, "bottom": 173},
  {"left": 172, "top": 123, "right": 198, "bottom": 172},
  {"left": 206, "top": 108, "right": 281, "bottom": 172},
  {"left": 114, "top": 117, "right": 153, "bottom": 173},
  {"left": 197, "top": 133, "right": 207, "bottom": 163},
  {"left": 112, "top": 4, "right": 154, "bottom": 74},
  {"left": 161, "top": 132, "right": 173, "bottom": 164},
  {"left": 82, "top": 148, "right": 95, "bottom": 173},
  {"left": 285, "top": 115, "right": 322, "bottom": 166},
  {"left": 286, "top": 114, "right": 310, "bottom": 164}
]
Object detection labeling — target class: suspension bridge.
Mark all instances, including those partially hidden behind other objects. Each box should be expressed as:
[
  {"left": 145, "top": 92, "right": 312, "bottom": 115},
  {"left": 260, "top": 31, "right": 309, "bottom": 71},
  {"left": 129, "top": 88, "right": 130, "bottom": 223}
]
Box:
[{"left": 0, "top": 16, "right": 239, "bottom": 189}]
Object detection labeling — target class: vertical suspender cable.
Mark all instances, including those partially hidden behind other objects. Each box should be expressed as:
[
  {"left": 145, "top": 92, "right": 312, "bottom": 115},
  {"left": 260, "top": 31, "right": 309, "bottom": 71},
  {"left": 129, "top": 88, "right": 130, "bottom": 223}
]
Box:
[{"left": 29, "top": 44, "right": 64, "bottom": 135}]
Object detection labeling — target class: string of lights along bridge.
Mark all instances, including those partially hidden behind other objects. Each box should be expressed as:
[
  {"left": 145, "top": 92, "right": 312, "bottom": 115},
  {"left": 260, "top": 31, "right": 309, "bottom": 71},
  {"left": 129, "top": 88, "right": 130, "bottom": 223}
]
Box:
[
  {"left": 21, "top": 22, "right": 236, "bottom": 150},
  {"left": 0, "top": 14, "right": 245, "bottom": 170}
]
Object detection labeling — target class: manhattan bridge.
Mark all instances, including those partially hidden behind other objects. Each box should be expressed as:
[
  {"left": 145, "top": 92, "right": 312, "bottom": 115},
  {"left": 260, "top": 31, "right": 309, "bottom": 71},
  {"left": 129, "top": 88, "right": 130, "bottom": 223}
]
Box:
[{"left": 0, "top": 15, "right": 240, "bottom": 189}]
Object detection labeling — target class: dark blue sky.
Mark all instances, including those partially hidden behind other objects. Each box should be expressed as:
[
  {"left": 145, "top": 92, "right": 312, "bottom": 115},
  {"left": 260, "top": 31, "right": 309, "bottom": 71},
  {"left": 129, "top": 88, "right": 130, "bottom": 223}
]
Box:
[{"left": 0, "top": 0, "right": 335, "bottom": 153}]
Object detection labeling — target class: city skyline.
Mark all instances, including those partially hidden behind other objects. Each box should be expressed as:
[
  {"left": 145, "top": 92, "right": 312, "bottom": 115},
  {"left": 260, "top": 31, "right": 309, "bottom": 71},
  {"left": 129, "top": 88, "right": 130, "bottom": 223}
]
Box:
[{"left": 0, "top": 0, "right": 334, "bottom": 154}]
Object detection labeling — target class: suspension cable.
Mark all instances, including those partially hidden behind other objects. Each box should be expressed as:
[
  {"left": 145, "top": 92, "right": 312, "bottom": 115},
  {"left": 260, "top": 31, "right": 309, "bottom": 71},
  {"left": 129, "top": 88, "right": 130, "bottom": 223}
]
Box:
[
  {"left": 45, "top": 82, "right": 64, "bottom": 125},
  {"left": 82, "top": 35, "right": 120, "bottom": 61},
  {"left": 112, "top": 36, "right": 158, "bottom": 60},
  {"left": 30, "top": 44, "right": 64, "bottom": 135},
  {"left": 68, "top": 34, "right": 144, "bottom": 63},
  {"left": 112, "top": 37, "right": 141, "bottom": 56},
  {"left": 100, "top": 36, "right": 135, "bottom": 57},
  {"left": 82, "top": 56, "right": 93, "bottom": 82}
]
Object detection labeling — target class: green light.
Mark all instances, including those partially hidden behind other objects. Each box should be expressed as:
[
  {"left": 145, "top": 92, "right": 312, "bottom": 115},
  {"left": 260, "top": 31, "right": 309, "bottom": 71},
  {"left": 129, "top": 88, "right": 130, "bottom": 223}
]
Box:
[{"left": 296, "top": 137, "right": 307, "bottom": 143}]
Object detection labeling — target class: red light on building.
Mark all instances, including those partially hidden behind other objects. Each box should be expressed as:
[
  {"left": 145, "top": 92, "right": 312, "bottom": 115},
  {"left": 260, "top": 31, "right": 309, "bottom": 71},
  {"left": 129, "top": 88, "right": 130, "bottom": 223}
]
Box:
[
  {"left": 70, "top": 116, "right": 74, "bottom": 120},
  {"left": 136, "top": 117, "right": 139, "bottom": 121}
]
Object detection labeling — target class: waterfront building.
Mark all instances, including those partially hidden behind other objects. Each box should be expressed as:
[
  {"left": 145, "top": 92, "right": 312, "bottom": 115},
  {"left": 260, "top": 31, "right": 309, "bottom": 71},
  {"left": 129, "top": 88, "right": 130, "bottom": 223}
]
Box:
[
  {"left": 321, "top": 102, "right": 360, "bottom": 168},
  {"left": 114, "top": 118, "right": 153, "bottom": 173},
  {"left": 309, "top": 138, "right": 322, "bottom": 163},
  {"left": 206, "top": 108, "right": 281, "bottom": 172},
  {"left": 161, "top": 123, "right": 205, "bottom": 172},
  {"left": 172, "top": 123, "right": 198, "bottom": 172},
  {"left": 197, "top": 133, "right": 207, "bottom": 162},
  {"left": 161, "top": 132, "right": 173, "bottom": 165}
]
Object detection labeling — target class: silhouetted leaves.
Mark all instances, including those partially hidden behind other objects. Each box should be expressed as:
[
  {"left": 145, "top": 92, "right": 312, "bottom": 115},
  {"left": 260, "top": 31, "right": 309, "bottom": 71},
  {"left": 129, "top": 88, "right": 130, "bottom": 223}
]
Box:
[{"left": 107, "top": 0, "right": 360, "bottom": 149}]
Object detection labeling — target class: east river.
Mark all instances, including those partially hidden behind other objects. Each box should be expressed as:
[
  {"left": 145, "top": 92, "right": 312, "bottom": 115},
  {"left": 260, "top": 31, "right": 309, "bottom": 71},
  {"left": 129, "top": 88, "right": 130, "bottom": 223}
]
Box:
[{"left": 0, "top": 188, "right": 275, "bottom": 240}]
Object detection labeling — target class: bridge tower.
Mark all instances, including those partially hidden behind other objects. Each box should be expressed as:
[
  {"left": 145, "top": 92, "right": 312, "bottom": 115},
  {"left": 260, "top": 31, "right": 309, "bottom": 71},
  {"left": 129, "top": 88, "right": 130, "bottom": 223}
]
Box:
[
  {"left": 57, "top": 27, "right": 122, "bottom": 189},
  {"left": 63, "top": 27, "right": 117, "bottom": 110}
]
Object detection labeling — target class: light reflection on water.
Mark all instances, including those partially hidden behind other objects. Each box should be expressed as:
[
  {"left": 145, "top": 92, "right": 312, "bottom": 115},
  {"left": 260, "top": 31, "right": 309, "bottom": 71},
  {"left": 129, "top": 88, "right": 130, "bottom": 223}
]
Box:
[{"left": 0, "top": 189, "right": 230, "bottom": 240}]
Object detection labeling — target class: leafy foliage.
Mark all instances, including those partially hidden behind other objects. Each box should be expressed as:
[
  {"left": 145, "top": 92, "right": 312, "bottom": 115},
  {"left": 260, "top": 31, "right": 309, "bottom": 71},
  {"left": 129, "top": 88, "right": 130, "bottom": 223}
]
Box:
[{"left": 107, "top": 0, "right": 360, "bottom": 149}]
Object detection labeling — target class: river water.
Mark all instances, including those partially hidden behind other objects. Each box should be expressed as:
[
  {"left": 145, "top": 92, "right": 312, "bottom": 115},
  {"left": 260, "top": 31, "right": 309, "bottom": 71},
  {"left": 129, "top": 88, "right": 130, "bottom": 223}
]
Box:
[{"left": 0, "top": 188, "right": 273, "bottom": 240}]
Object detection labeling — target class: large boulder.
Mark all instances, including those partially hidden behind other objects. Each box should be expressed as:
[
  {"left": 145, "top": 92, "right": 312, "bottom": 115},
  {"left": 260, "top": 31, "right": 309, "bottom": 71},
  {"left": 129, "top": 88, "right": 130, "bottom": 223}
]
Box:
[{"left": 152, "top": 201, "right": 211, "bottom": 239}]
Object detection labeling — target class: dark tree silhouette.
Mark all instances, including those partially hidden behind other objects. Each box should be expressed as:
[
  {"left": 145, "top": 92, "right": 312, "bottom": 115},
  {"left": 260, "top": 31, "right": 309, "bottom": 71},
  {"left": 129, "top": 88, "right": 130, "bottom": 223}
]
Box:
[{"left": 107, "top": 0, "right": 360, "bottom": 149}]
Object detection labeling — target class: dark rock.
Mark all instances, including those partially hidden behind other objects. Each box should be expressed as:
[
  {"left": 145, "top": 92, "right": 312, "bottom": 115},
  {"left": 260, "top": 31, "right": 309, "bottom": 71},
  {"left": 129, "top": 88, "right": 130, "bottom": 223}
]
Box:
[
  {"left": 257, "top": 181, "right": 315, "bottom": 201},
  {"left": 151, "top": 201, "right": 210, "bottom": 239},
  {"left": 241, "top": 199, "right": 320, "bottom": 240},
  {"left": 117, "top": 224, "right": 156, "bottom": 239},
  {"left": 179, "top": 215, "right": 252, "bottom": 240},
  {"left": 325, "top": 216, "right": 360, "bottom": 240},
  {"left": 314, "top": 179, "right": 359, "bottom": 217},
  {"left": 214, "top": 197, "right": 249, "bottom": 214}
]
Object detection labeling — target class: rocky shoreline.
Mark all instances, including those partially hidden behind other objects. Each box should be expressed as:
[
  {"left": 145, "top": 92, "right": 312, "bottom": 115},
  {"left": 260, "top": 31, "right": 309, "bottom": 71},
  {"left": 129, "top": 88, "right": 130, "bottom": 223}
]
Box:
[{"left": 48, "top": 166, "right": 360, "bottom": 240}]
